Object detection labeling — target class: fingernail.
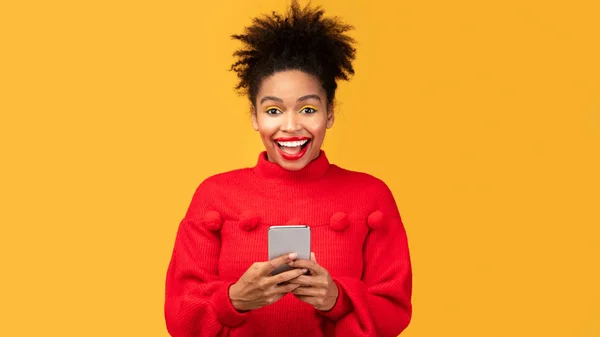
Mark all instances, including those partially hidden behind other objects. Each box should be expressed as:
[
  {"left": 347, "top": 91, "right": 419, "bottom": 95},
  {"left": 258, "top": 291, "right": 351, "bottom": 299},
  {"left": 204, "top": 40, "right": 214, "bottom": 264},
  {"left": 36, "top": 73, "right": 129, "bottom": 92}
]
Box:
[
  {"left": 289, "top": 252, "right": 297, "bottom": 259},
  {"left": 301, "top": 269, "right": 308, "bottom": 273}
]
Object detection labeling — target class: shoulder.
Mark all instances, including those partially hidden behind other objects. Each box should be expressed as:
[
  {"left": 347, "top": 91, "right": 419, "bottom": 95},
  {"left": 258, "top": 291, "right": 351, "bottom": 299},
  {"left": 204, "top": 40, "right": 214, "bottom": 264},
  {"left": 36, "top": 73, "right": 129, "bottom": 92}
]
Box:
[
  {"left": 185, "top": 167, "right": 253, "bottom": 215},
  {"left": 196, "top": 167, "right": 254, "bottom": 190},
  {"left": 327, "top": 165, "right": 405, "bottom": 233},
  {"left": 329, "top": 164, "right": 400, "bottom": 216},
  {"left": 329, "top": 164, "right": 393, "bottom": 194}
]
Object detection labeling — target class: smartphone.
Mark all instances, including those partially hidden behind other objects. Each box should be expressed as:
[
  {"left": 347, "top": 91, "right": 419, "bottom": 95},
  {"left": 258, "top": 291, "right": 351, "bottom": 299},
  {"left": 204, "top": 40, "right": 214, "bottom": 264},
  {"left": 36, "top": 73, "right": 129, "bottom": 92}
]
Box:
[{"left": 268, "top": 225, "right": 311, "bottom": 275}]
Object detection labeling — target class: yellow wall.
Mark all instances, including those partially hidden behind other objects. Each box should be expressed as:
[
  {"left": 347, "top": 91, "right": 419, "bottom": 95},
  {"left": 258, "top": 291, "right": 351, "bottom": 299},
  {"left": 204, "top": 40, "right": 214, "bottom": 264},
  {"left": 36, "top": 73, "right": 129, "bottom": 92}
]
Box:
[{"left": 1, "top": 0, "right": 598, "bottom": 336}]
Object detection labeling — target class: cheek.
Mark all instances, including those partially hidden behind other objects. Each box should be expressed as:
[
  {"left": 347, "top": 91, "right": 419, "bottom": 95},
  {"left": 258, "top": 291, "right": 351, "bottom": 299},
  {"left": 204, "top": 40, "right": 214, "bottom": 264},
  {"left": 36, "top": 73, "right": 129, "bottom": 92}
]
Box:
[
  {"left": 257, "top": 118, "right": 278, "bottom": 139},
  {"left": 307, "top": 121, "right": 328, "bottom": 140}
]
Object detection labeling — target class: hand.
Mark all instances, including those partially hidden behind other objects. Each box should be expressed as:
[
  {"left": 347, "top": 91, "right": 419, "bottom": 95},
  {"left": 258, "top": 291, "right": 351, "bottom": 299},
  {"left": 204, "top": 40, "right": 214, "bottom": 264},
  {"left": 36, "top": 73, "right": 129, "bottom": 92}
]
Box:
[
  {"left": 228, "top": 253, "right": 307, "bottom": 311},
  {"left": 288, "top": 252, "right": 339, "bottom": 311}
]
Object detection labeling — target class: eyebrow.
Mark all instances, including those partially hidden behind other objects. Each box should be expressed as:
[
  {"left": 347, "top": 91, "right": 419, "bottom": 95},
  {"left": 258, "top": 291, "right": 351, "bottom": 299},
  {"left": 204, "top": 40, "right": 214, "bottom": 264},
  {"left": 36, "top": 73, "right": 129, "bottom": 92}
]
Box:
[
  {"left": 297, "top": 94, "right": 321, "bottom": 103},
  {"left": 259, "top": 94, "right": 322, "bottom": 105},
  {"left": 260, "top": 96, "right": 283, "bottom": 104}
]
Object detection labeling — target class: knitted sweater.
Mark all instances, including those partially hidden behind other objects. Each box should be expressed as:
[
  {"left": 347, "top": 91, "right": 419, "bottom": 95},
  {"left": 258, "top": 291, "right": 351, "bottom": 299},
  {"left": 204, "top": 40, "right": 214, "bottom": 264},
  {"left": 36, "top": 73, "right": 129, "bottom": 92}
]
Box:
[{"left": 164, "top": 151, "right": 412, "bottom": 337}]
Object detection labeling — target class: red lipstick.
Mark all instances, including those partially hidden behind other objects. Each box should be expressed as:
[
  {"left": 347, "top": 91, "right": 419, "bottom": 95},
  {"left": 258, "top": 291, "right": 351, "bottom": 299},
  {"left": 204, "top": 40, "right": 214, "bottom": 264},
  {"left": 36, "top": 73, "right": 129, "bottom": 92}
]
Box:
[
  {"left": 274, "top": 136, "right": 311, "bottom": 161},
  {"left": 274, "top": 136, "right": 310, "bottom": 141}
]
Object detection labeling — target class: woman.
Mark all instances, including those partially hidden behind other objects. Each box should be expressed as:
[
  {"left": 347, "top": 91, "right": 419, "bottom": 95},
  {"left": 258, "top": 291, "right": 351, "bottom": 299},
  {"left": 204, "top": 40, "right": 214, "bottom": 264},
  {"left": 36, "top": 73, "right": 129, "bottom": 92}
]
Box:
[{"left": 164, "top": 1, "right": 412, "bottom": 336}]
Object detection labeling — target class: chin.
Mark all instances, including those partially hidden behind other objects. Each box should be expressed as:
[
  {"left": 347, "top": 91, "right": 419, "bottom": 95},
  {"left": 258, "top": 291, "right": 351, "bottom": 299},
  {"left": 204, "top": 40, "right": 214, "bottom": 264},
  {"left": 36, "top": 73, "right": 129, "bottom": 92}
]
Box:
[{"left": 265, "top": 147, "right": 317, "bottom": 171}]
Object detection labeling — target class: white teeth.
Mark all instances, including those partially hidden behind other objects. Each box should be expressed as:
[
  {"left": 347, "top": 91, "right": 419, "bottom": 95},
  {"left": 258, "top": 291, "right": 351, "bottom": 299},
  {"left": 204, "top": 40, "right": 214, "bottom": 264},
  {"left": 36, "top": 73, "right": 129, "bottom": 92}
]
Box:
[{"left": 276, "top": 139, "right": 309, "bottom": 147}]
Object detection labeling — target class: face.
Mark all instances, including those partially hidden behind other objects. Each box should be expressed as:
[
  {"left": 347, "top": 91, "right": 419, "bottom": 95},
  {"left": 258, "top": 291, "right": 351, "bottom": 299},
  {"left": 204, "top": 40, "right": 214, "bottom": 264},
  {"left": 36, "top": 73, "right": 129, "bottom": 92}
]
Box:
[{"left": 252, "top": 70, "right": 334, "bottom": 171}]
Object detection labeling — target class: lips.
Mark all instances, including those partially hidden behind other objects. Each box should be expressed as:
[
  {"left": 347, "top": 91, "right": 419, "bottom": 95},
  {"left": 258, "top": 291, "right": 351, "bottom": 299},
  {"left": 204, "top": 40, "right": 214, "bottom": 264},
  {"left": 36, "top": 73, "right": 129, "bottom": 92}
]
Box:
[{"left": 274, "top": 136, "right": 311, "bottom": 161}]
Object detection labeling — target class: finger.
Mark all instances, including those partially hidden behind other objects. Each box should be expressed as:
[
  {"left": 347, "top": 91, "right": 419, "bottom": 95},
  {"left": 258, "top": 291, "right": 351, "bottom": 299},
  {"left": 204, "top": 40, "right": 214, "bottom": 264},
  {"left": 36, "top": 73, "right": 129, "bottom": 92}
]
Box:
[
  {"left": 311, "top": 252, "right": 316, "bottom": 262},
  {"left": 264, "top": 293, "right": 285, "bottom": 306},
  {"left": 263, "top": 252, "right": 297, "bottom": 274},
  {"left": 267, "top": 267, "right": 308, "bottom": 286},
  {"left": 292, "top": 286, "right": 324, "bottom": 297},
  {"left": 274, "top": 282, "right": 301, "bottom": 294},
  {"left": 289, "top": 259, "right": 323, "bottom": 275},
  {"left": 287, "top": 275, "right": 317, "bottom": 287}
]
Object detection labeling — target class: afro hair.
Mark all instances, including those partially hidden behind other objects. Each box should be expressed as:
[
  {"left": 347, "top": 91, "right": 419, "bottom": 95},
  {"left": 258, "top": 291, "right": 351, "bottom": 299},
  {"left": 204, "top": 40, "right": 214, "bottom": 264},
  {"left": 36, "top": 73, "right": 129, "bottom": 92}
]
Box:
[{"left": 230, "top": 0, "right": 356, "bottom": 106}]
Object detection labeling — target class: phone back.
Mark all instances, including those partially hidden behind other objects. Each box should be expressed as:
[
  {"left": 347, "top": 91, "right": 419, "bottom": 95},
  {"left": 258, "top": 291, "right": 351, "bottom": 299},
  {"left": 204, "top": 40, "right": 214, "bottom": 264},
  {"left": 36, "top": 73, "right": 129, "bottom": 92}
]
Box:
[{"left": 268, "top": 225, "right": 311, "bottom": 275}]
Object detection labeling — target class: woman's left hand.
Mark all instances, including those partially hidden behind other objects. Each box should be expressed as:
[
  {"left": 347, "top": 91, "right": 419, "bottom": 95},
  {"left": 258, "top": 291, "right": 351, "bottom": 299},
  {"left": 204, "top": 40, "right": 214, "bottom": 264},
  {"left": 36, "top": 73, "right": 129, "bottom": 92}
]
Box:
[{"left": 288, "top": 252, "right": 339, "bottom": 311}]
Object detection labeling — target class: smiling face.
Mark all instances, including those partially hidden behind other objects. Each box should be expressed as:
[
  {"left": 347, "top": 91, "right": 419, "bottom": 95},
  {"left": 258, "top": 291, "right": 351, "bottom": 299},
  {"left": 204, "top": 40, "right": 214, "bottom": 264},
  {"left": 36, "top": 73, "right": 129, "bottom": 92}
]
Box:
[{"left": 252, "top": 70, "right": 334, "bottom": 171}]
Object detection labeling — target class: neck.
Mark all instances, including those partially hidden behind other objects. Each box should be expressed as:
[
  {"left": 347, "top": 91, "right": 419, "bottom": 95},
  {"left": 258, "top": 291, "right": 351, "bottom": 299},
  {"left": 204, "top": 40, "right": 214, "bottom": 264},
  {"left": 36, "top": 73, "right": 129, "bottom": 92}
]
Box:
[{"left": 253, "top": 150, "right": 331, "bottom": 182}]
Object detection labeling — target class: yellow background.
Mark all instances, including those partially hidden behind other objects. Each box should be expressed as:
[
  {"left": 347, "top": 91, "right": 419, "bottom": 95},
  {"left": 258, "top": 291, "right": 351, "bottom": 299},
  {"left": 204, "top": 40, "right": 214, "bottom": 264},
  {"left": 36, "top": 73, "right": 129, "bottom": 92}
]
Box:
[{"left": 1, "top": 0, "right": 598, "bottom": 336}]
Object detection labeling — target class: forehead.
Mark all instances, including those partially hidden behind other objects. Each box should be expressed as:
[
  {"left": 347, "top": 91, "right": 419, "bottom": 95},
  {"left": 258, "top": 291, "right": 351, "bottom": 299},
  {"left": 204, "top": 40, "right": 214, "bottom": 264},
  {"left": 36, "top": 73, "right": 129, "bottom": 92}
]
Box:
[{"left": 257, "top": 70, "right": 325, "bottom": 103}]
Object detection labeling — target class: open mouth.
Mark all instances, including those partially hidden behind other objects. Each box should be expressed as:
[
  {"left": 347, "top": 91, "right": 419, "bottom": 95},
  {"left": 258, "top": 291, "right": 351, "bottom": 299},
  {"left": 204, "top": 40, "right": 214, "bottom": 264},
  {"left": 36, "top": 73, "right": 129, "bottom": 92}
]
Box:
[{"left": 274, "top": 137, "right": 311, "bottom": 160}]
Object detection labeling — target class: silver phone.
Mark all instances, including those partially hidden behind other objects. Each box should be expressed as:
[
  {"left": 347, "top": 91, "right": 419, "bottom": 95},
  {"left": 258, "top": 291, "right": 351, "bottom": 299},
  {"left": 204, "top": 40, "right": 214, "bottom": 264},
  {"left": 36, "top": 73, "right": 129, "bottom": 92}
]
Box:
[{"left": 268, "top": 225, "right": 311, "bottom": 275}]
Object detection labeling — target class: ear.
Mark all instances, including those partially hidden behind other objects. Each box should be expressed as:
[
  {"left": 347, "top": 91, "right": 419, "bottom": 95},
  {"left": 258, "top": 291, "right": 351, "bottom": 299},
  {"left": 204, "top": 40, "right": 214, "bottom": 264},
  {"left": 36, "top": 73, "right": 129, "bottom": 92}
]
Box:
[
  {"left": 251, "top": 105, "right": 259, "bottom": 131},
  {"left": 326, "top": 103, "right": 335, "bottom": 129}
]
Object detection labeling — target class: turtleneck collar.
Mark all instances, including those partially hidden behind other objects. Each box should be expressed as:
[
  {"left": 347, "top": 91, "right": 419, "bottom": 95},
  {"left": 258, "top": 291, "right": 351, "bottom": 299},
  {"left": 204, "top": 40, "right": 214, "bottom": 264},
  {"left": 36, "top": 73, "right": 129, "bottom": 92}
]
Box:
[{"left": 252, "top": 150, "right": 331, "bottom": 182}]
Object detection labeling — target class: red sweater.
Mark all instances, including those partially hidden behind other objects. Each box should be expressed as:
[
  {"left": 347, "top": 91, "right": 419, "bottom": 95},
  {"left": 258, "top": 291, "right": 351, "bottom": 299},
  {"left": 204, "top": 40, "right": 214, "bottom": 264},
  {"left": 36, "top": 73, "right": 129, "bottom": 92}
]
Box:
[{"left": 165, "top": 151, "right": 412, "bottom": 337}]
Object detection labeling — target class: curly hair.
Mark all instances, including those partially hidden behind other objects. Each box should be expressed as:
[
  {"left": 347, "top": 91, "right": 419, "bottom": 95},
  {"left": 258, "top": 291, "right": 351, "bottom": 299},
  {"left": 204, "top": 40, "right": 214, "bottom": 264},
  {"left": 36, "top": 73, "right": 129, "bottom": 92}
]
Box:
[{"left": 230, "top": 0, "right": 356, "bottom": 106}]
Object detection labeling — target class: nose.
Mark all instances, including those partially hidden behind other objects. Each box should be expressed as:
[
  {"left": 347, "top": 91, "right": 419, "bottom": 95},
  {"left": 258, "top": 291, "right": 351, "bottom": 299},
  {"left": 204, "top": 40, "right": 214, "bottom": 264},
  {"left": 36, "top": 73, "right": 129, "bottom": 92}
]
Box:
[{"left": 281, "top": 111, "right": 301, "bottom": 132}]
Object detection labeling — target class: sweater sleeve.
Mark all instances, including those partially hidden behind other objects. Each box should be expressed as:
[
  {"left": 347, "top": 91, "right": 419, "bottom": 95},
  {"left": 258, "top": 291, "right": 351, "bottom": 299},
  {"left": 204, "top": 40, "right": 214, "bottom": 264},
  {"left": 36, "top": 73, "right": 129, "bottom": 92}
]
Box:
[
  {"left": 164, "top": 182, "right": 248, "bottom": 337},
  {"left": 318, "top": 182, "right": 413, "bottom": 336}
]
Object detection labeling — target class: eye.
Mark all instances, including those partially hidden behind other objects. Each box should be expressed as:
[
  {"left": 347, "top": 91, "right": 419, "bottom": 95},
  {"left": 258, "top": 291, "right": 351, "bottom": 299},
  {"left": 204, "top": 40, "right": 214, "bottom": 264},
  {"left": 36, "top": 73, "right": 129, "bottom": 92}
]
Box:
[
  {"left": 265, "top": 107, "right": 282, "bottom": 115},
  {"left": 300, "top": 106, "right": 317, "bottom": 114}
]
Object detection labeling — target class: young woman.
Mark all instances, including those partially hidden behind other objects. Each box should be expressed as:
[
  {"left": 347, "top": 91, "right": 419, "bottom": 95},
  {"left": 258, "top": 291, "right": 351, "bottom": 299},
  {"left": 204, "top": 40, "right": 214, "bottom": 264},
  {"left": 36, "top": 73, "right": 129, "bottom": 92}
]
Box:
[{"left": 164, "top": 2, "right": 412, "bottom": 336}]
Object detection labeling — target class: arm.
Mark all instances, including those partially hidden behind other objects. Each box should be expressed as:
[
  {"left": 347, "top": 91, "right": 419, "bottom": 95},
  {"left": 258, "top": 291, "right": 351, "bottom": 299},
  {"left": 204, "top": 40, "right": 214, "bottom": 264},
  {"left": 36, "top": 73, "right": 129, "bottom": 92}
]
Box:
[
  {"left": 318, "top": 182, "right": 413, "bottom": 336},
  {"left": 164, "top": 183, "right": 248, "bottom": 337}
]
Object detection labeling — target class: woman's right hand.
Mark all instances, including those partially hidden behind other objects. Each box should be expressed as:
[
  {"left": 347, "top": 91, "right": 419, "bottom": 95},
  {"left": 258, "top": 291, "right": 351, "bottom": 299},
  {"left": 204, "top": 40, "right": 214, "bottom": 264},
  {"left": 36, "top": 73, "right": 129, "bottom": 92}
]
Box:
[{"left": 228, "top": 253, "right": 307, "bottom": 311}]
